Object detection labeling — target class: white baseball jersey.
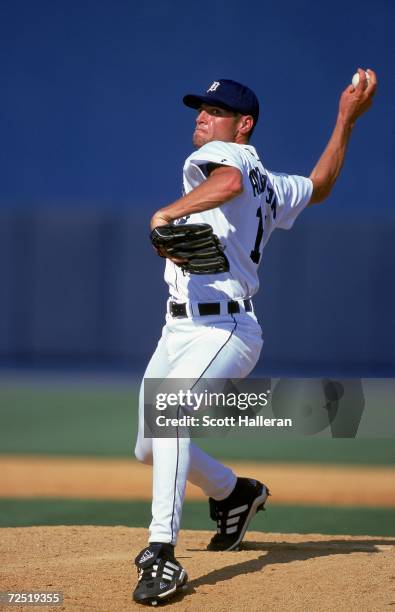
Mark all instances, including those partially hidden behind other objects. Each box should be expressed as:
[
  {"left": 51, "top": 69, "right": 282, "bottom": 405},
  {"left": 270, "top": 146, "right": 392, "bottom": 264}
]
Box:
[{"left": 164, "top": 140, "right": 313, "bottom": 303}]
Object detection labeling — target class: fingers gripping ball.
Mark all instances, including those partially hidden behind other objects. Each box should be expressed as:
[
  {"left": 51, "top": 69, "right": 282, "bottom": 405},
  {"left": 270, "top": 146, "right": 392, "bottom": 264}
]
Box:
[
  {"left": 351, "top": 70, "right": 370, "bottom": 90},
  {"left": 150, "top": 223, "right": 229, "bottom": 274}
]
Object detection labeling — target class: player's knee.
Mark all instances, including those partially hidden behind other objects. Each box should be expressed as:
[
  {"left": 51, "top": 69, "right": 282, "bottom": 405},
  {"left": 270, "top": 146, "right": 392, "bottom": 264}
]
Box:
[{"left": 134, "top": 444, "right": 153, "bottom": 465}]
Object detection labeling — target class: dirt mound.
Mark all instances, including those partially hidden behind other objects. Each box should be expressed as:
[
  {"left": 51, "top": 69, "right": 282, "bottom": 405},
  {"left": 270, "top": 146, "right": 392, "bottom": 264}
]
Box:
[{"left": 1, "top": 527, "right": 394, "bottom": 611}]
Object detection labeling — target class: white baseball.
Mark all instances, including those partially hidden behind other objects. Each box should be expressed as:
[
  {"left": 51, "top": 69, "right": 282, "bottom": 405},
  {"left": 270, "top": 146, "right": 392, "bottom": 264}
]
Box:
[{"left": 351, "top": 71, "right": 370, "bottom": 90}]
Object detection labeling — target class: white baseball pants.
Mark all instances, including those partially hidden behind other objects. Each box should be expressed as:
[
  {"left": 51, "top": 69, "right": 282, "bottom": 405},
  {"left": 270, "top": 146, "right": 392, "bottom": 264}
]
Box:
[{"left": 134, "top": 306, "right": 263, "bottom": 545}]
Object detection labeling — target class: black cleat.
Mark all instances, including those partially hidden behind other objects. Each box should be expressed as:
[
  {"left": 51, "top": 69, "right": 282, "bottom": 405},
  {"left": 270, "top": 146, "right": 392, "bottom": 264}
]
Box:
[
  {"left": 207, "top": 477, "right": 270, "bottom": 551},
  {"left": 133, "top": 543, "right": 188, "bottom": 606}
]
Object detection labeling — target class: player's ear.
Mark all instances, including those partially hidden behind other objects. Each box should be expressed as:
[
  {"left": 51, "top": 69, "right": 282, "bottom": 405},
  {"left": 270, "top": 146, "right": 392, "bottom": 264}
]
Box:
[{"left": 238, "top": 115, "right": 254, "bottom": 135}]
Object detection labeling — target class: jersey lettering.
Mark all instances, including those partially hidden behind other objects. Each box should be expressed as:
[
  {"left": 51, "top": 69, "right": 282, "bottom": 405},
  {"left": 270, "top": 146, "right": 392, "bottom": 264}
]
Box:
[
  {"left": 249, "top": 166, "right": 267, "bottom": 197},
  {"left": 249, "top": 167, "right": 277, "bottom": 219},
  {"left": 266, "top": 187, "right": 277, "bottom": 219}
]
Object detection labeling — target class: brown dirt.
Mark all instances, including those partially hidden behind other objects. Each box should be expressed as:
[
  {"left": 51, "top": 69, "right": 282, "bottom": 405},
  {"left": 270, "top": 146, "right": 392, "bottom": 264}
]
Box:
[
  {"left": 1, "top": 527, "right": 394, "bottom": 611},
  {"left": 1, "top": 456, "right": 395, "bottom": 507}
]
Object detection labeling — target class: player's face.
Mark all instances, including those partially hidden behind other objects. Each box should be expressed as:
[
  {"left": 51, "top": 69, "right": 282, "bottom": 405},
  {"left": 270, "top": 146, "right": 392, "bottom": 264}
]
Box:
[{"left": 193, "top": 104, "right": 242, "bottom": 147}]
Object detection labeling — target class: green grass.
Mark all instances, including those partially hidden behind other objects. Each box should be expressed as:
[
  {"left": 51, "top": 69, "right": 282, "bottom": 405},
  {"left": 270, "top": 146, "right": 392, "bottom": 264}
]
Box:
[
  {"left": 0, "top": 499, "right": 394, "bottom": 536},
  {"left": 1, "top": 385, "right": 394, "bottom": 464},
  {"left": 0, "top": 386, "right": 136, "bottom": 456}
]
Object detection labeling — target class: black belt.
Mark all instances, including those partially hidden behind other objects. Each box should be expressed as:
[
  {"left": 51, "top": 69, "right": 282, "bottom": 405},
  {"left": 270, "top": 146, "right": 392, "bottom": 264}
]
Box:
[{"left": 169, "top": 299, "right": 252, "bottom": 318}]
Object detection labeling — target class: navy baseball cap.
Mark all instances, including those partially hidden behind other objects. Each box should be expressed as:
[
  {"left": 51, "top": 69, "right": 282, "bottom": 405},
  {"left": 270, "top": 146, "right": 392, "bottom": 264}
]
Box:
[{"left": 183, "top": 79, "right": 259, "bottom": 125}]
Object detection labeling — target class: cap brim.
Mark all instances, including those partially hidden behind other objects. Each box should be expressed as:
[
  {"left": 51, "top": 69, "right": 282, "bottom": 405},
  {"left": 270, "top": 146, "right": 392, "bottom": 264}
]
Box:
[{"left": 183, "top": 94, "right": 235, "bottom": 112}]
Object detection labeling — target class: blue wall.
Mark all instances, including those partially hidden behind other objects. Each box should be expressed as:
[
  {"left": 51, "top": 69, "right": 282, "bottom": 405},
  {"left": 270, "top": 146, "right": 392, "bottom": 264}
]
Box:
[
  {"left": 1, "top": 207, "right": 394, "bottom": 374},
  {"left": 1, "top": 0, "right": 394, "bottom": 374}
]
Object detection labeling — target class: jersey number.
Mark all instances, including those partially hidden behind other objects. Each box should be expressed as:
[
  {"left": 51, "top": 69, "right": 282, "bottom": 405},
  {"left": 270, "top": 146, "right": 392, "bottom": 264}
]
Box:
[
  {"left": 250, "top": 206, "right": 263, "bottom": 264},
  {"left": 250, "top": 189, "right": 277, "bottom": 264}
]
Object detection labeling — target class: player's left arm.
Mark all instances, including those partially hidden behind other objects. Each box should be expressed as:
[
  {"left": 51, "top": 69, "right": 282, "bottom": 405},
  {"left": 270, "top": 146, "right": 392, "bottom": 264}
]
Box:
[
  {"left": 309, "top": 68, "right": 377, "bottom": 205},
  {"left": 150, "top": 165, "right": 243, "bottom": 229}
]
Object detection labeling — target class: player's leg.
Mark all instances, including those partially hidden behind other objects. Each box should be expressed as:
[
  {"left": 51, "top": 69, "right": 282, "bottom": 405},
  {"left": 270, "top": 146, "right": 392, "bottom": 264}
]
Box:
[
  {"left": 148, "top": 313, "right": 264, "bottom": 546},
  {"left": 134, "top": 319, "right": 235, "bottom": 516},
  {"left": 134, "top": 322, "right": 239, "bottom": 549},
  {"left": 133, "top": 328, "right": 190, "bottom": 605}
]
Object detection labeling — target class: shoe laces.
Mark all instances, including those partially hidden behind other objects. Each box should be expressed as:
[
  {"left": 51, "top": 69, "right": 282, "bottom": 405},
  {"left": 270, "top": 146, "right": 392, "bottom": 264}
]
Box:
[
  {"left": 216, "top": 511, "right": 223, "bottom": 526},
  {"left": 137, "top": 565, "right": 156, "bottom": 583}
]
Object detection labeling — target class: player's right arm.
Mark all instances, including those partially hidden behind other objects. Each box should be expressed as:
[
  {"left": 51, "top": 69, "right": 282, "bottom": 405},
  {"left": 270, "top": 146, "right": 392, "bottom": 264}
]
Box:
[
  {"left": 309, "top": 68, "right": 377, "bottom": 205},
  {"left": 150, "top": 165, "right": 242, "bottom": 229}
]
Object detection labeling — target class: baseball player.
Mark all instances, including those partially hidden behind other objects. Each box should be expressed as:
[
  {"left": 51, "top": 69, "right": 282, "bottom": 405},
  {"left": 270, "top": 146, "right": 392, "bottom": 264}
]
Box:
[{"left": 133, "top": 70, "right": 377, "bottom": 606}]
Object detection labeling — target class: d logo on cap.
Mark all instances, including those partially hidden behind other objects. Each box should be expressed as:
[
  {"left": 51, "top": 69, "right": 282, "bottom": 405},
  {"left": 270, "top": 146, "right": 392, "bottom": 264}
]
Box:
[{"left": 207, "top": 81, "right": 220, "bottom": 93}]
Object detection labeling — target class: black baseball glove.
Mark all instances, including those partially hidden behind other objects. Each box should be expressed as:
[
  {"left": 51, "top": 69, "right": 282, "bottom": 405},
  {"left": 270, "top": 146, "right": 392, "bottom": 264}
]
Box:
[{"left": 150, "top": 223, "right": 229, "bottom": 274}]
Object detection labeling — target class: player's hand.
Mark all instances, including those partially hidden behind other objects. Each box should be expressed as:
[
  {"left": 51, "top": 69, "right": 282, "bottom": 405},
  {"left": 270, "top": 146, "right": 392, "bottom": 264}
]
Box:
[
  {"left": 150, "top": 213, "right": 188, "bottom": 264},
  {"left": 338, "top": 68, "right": 377, "bottom": 127}
]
